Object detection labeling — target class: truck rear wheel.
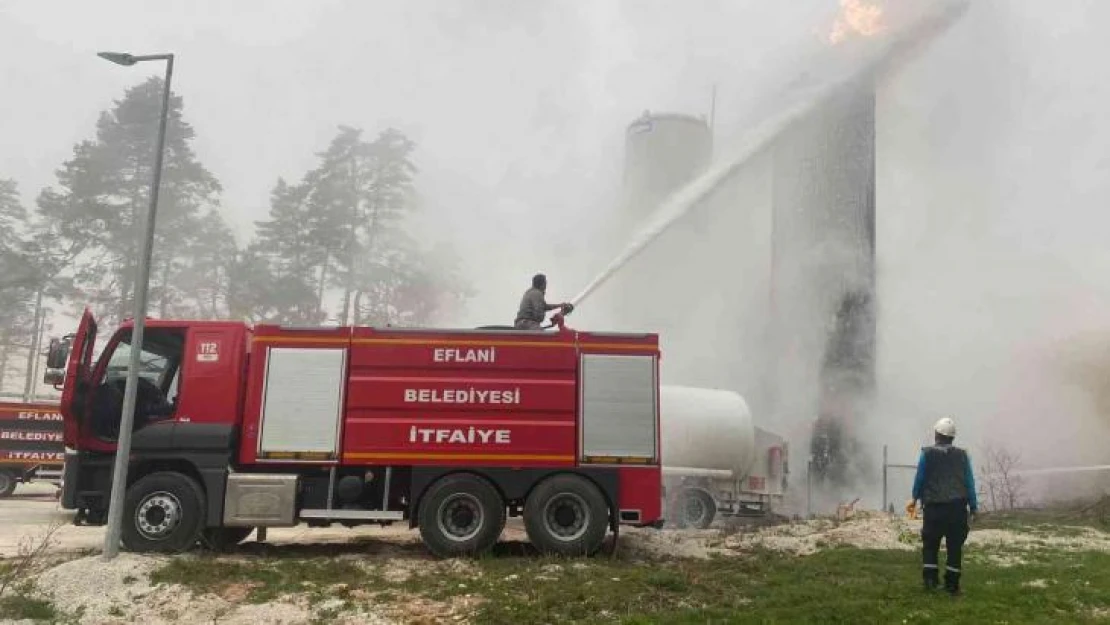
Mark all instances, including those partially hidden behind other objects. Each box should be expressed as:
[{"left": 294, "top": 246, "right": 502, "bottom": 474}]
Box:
[
  {"left": 418, "top": 473, "right": 505, "bottom": 558},
  {"left": 121, "top": 472, "right": 206, "bottom": 553},
  {"left": 680, "top": 488, "right": 716, "bottom": 529},
  {"left": 0, "top": 470, "right": 15, "bottom": 498},
  {"left": 201, "top": 527, "right": 255, "bottom": 551},
  {"left": 524, "top": 474, "right": 608, "bottom": 556}
]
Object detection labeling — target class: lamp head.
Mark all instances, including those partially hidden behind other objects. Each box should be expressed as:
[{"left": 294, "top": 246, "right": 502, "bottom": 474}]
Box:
[{"left": 97, "top": 51, "right": 137, "bottom": 66}]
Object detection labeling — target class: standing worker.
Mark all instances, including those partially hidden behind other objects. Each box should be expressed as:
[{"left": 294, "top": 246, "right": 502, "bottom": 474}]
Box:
[
  {"left": 910, "top": 417, "right": 978, "bottom": 596},
  {"left": 515, "top": 273, "right": 571, "bottom": 330}
]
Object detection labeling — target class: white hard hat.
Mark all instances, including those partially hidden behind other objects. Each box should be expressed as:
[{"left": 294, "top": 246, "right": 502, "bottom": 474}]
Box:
[{"left": 934, "top": 417, "right": 956, "bottom": 437}]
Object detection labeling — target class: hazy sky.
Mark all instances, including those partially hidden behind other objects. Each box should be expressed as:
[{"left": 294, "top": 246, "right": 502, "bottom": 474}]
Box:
[
  {"left": 0, "top": 0, "right": 841, "bottom": 324},
  {"left": 872, "top": 0, "right": 1110, "bottom": 482},
  {"left": 6, "top": 1, "right": 1110, "bottom": 489}
]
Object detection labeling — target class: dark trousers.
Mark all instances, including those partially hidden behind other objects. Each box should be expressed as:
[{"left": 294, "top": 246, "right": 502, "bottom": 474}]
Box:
[{"left": 921, "top": 501, "right": 969, "bottom": 589}]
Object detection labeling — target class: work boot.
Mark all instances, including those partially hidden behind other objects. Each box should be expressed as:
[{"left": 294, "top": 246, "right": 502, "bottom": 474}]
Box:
[
  {"left": 923, "top": 569, "right": 939, "bottom": 592},
  {"left": 944, "top": 571, "right": 961, "bottom": 597}
]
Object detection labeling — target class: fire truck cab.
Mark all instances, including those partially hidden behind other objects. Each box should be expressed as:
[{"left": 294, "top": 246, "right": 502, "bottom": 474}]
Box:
[{"left": 48, "top": 311, "right": 663, "bottom": 557}]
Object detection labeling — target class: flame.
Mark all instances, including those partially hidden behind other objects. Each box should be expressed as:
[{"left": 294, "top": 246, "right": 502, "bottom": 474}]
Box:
[{"left": 827, "top": 0, "right": 885, "bottom": 45}]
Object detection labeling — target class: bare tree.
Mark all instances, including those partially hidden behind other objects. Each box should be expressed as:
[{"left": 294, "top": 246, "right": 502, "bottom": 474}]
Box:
[{"left": 977, "top": 444, "right": 1026, "bottom": 511}]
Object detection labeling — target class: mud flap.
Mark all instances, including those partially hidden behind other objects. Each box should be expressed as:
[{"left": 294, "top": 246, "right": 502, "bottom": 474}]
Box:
[{"left": 605, "top": 521, "right": 620, "bottom": 560}]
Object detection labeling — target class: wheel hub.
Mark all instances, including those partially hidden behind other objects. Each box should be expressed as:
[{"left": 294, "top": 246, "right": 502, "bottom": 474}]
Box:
[
  {"left": 438, "top": 494, "right": 483, "bottom": 542},
  {"left": 135, "top": 491, "right": 183, "bottom": 540},
  {"left": 543, "top": 493, "right": 589, "bottom": 541}
]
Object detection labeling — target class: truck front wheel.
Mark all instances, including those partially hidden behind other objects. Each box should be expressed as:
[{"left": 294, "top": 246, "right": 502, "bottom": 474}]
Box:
[
  {"left": 121, "top": 472, "right": 206, "bottom": 553},
  {"left": 0, "top": 470, "right": 16, "bottom": 498},
  {"left": 418, "top": 473, "right": 506, "bottom": 558},
  {"left": 524, "top": 474, "right": 608, "bottom": 556}
]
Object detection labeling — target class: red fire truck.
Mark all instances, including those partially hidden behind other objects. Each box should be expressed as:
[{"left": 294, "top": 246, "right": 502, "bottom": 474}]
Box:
[
  {"left": 47, "top": 310, "right": 663, "bottom": 556},
  {"left": 0, "top": 400, "right": 64, "bottom": 497}
]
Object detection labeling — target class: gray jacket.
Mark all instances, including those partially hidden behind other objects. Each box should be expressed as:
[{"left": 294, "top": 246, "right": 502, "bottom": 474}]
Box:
[{"left": 516, "top": 287, "right": 547, "bottom": 325}]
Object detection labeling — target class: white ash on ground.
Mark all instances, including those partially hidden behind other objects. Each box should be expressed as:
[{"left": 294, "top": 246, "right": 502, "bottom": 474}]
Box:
[
  {"left": 970, "top": 527, "right": 1110, "bottom": 552},
  {"left": 357, "top": 554, "right": 479, "bottom": 584},
  {"left": 618, "top": 527, "right": 728, "bottom": 559},
  {"left": 726, "top": 512, "right": 918, "bottom": 555},
  {"left": 33, "top": 553, "right": 165, "bottom": 622},
  {"left": 620, "top": 511, "right": 1110, "bottom": 559},
  {"left": 28, "top": 554, "right": 394, "bottom": 625},
  {"left": 619, "top": 511, "right": 917, "bottom": 558}
]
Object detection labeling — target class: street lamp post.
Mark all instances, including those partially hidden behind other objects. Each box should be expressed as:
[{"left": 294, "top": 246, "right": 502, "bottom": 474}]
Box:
[{"left": 97, "top": 50, "right": 175, "bottom": 559}]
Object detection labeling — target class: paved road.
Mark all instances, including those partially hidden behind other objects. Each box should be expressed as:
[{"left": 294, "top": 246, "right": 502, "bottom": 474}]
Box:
[
  {"left": 0, "top": 481, "right": 464, "bottom": 557},
  {"left": 0, "top": 482, "right": 95, "bottom": 556}
]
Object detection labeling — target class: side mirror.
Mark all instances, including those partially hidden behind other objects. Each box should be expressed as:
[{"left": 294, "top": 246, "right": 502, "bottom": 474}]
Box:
[
  {"left": 46, "top": 337, "right": 71, "bottom": 370},
  {"left": 43, "top": 369, "right": 65, "bottom": 387}
]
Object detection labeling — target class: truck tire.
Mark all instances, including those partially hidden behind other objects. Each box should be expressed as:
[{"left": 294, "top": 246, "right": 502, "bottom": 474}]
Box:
[
  {"left": 524, "top": 474, "right": 608, "bottom": 557},
  {"left": 0, "top": 470, "right": 15, "bottom": 498},
  {"left": 418, "top": 473, "right": 506, "bottom": 558},
  {"left": 201, "top": 527, "right": 255, "bottom": 551},
  {"left": 680, "top": 488, "right": 716, "bottom": 529},
  {"left": 121, "top": 472, "right": 206, "bottom": 553}
]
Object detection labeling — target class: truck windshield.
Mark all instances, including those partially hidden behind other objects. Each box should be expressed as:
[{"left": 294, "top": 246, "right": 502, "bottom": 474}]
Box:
[{"left": 104, "top": 342, "right": 170, "bottom": 386}]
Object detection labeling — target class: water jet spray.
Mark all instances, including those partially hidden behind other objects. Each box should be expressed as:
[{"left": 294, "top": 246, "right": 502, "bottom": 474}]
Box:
[{"left": 571, "top": 0, "right": 970, "bottom": 310}]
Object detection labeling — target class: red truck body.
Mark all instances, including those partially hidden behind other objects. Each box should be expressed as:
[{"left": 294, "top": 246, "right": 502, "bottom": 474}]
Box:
[
  {"left": 0, "top": 401, "right": 64, "bottom": 497},
  {"left": 56, "top": 311, "right": 664, "bottom": 556}
]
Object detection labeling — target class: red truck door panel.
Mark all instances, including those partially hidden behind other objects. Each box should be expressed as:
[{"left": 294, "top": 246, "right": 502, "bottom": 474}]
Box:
[
  {"left": 176, "top": 325, "right": 248, "bottom": 426},
  {"left": 60, "top": 310, "right": 96, "bottom": 447}
]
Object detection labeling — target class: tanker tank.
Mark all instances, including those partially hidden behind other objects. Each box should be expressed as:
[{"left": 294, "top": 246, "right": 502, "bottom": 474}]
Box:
[{"left": 659, "top": 385, "right": 757, "bottom": 480}]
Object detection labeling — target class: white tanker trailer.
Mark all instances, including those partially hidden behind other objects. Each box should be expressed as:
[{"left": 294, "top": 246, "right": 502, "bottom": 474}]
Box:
[{"left": 660, "top": 385, "right": 789, "bottom": 528}]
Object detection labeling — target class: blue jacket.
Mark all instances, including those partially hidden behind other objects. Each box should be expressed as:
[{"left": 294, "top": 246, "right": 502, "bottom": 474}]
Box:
[{"left": 912, "top": 444, "right": 978, "bottom": 512}]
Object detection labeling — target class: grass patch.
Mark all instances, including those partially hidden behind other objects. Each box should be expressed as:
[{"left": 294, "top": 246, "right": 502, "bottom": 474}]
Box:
[
  {"left": 977, "top": 507, "right": 1110, "bottom": 534},
  {"left": 431, "top": 548, "right": 1110, "bottom": 624},
  {"left": 151, "top": 538, "right": 1110, "bottom": 624},
  {"left": 151, "top": 555, "right": 363, "bottom": 605},
  {"left": 0, "top": 594, "right": 58, "bottom": 622}
]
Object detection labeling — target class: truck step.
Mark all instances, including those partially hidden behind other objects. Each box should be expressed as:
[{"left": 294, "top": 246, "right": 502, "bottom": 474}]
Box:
[{"left": 299, "top": 509, "right": 405, "bottom": 522}]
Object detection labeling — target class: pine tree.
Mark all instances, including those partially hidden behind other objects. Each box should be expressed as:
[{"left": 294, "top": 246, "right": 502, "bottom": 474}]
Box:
[
  {"left": 244, "top": 178, "right": 328, "bottom": 323},
  {"left": 0, "top": 179, "right": 40, "bottom": 393},
  {"left": 307, "top": 126, "right": 417, "bottom": 324},
  {"left": 36, "top": 77, "right": 228, "bottom": 325},
  {"left": 240, "top": 125, "right": 470, "bottom": 326}
]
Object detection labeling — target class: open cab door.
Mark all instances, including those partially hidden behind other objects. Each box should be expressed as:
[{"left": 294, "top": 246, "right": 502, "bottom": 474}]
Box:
[{"left": 52, "top": 309, "right": 97, "bottom": 448}]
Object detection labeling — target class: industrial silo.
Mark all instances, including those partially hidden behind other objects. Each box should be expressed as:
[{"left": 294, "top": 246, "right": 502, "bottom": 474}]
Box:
[
  {"left": 620, "top": 111, "right": 713, "bottom": 225},
  {"left": 584, "top": 109, "right": 772, "bottom": 400}
]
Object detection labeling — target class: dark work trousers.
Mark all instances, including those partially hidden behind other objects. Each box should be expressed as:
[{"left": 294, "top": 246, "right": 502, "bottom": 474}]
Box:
[{"left": 921, "top": 501, "right": 969, "bottom": 589}]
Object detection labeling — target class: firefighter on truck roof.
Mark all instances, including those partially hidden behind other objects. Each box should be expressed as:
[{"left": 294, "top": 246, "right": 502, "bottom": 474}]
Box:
[
  {"left": 514, "top": 273, "right": 572, "bottom": 330},
  {"left": 910, "top": 417, "right": 978, "bottom": 597}
]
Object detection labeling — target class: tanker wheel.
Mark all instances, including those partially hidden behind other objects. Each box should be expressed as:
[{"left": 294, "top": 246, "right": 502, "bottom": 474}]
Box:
[
  {"left": 418, "top": 473, "right": 506, "bottom": 558},
  {"left": 0, "top": 470, "right": 15, "bottom": 498},
  {"left": 524, "top": 474, "right": 608, "bottom": 557},
  {"left": 681, "top": 488, "right": 717, "bottom": 529},
  {"left": 121, "top": 472, "right": 206, "bottom": 553},
  {"left": 201, "top": 526, "right": 255, "bottom": 551}
]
